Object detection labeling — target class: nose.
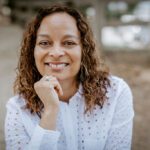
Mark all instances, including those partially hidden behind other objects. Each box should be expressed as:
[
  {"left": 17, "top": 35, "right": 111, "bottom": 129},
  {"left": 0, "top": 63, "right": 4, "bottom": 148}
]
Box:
[{"left": 48, "top": 46, "right": 65, "bottom": 58}]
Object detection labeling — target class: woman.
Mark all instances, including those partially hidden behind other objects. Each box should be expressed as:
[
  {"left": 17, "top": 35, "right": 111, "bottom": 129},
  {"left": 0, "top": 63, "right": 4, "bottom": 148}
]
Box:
[{"left": 5, "top": 4, "right": 134, "bottom": 150}]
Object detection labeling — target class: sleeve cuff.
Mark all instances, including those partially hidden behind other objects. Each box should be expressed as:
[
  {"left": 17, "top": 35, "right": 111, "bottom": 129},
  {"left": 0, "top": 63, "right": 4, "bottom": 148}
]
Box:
[
  {"left": 27, "top": 125, "right": 60, "bottom": 149},
  {"left": 36, "top": 124, "right": 60, "bottom": 139}
]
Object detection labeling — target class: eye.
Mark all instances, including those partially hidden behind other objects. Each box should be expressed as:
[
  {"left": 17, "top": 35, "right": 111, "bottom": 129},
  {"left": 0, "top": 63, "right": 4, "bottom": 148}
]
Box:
[
  {"left": 63, "top": 41, "right": 76, "bottom": 46},
  {"left": 39, "top": 41, "right": 52, "bottom": 47}
]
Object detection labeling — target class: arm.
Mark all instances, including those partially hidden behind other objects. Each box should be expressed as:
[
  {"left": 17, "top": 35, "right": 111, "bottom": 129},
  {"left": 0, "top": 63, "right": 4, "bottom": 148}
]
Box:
[
  {"left": 5, "top": 76, "right": 63, "bottom": 150},
  {"left": 104, "top": 81, "right": 134, "bottom": 150},
  {"left": 5, "top": 99, "right": 60, "bottom": 150}
]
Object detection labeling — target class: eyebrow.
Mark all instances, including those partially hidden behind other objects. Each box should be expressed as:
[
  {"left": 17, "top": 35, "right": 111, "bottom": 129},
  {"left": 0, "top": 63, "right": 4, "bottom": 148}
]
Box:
[
  {"left": 63, "top": 34, "right": 80, "bottom": 39},
  {"left": 37, "top": 34, "right": 50, "bottom": 38},
  {"left": 37, "top": 34, "right": 80, "bottom": 39}
]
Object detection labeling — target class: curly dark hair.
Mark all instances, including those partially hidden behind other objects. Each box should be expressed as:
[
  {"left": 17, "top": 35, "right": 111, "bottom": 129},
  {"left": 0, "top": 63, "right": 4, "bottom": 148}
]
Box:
[{"left": 14, "top": 4, "right": 110, "bottom": 116}]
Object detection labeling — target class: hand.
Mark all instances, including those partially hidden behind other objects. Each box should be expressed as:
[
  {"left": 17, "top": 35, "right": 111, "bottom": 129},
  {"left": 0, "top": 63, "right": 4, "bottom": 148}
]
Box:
[{"left": 34, "top": 75, "right": 63, "bottom": 110}]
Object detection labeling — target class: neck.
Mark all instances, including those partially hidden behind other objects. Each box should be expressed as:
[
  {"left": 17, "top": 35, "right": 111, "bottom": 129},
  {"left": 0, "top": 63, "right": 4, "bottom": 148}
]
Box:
[{"left": 58, "top": 79, "right": 79, "bottom": 103}]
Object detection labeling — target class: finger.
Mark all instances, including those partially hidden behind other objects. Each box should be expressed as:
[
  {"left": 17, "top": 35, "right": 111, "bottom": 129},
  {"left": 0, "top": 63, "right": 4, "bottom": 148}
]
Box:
[
  {"left": 42, "top": 75, "right": 53, "bottom": 81},
  {"left": 42, "top": 75, "right": 63, "bottom": 96},
  {"left": 50, "top": 80, "right": 63, "bottom": 96}
]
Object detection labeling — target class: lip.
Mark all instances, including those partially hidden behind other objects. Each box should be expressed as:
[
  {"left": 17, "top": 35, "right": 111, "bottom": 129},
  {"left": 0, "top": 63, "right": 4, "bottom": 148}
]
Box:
[
  {"left": 45, "top": 62, "right": 69, "bottom": 65},
  {"left": 45, "top": 62, "right": 69, "bottom": 71}
]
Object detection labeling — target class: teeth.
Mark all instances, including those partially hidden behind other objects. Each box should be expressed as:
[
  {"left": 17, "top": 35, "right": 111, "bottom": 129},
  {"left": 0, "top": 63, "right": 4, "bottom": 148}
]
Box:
[{"left": 48, "top": 63, "right": 68, "bottom": 69}]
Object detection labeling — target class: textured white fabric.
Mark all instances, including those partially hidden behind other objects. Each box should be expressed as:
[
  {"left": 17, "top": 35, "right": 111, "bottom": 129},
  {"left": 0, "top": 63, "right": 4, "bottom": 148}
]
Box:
[{"left": 5, "top": 76, "right": 134, "bottom": 150}]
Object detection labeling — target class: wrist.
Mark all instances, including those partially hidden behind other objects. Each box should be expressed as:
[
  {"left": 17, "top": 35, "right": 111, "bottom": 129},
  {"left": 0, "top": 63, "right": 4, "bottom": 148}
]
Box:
[
  {"left": 42, "top": 106, "right": 59, "bottom": 116},
  {"left": 40, "top": 107, "right": 59, "bottom": 130}
]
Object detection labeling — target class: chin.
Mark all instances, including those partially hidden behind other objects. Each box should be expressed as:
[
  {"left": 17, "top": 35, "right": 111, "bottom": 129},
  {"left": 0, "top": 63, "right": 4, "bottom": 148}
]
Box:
[{"left": 50, "top": 73, "right": 66, "bottom": 80}]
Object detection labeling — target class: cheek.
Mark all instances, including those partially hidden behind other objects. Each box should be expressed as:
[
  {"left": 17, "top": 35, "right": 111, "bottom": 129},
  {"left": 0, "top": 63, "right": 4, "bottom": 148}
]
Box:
[
  {"left": 72, "top": 49, "right": 82, "bottom": 70},
  {"left": 34, "top": 50, "right": 39, "bottom": 66},
  {"left": 72, "top": 47, "right": 82, "bottom": 62},
  {"left": 34, "top": 48, "right": 43, "bottom": 62},
  {"left": 34, "top": 50, "right": 46, "bottom": 76},
  {"left": 77, "top": 49, "right": 82, "bottom": 65},
  {"left": 34, "top": 49, "right": 44, "bottom": 69}
]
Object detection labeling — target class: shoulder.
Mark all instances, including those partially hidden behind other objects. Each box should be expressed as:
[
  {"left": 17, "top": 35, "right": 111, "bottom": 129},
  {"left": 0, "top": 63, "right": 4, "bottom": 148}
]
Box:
[
  {"left": 108, "top": 75, "right": 132, "bottom": 93},
  {"left": 107, "top": 75, "right": 133, "bottom": 108},
  {"left": 107, "top": 76, "right": 134, "bottom": 118},
  {"left": 106, "top": 75, "right": 133, "bottom": 105},
  {"left": 109, "top": 75, "right": 128, "bottom": 86},
  {"left": 6, "top": 95, "right": 26, "bottom": 110}
]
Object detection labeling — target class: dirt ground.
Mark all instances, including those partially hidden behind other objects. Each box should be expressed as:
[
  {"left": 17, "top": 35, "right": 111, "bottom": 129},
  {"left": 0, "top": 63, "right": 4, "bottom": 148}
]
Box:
[
  {"left": 0, "top": 24, "right": 150, "bottom": 150},
  {"left": 105, "top": 51, "right": 150, "bottom": 150}
]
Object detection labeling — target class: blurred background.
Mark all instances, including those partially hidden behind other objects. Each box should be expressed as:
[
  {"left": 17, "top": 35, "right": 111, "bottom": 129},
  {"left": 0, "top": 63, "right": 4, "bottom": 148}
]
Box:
[{"left": 0, "top": 0, "right": 150, "bottom": 149}]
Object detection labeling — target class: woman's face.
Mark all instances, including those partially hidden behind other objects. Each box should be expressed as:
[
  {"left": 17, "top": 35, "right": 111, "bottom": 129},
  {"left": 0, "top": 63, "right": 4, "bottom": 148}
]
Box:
[{"left": 34, "top": 12, "right": 82, "bottom": 82}]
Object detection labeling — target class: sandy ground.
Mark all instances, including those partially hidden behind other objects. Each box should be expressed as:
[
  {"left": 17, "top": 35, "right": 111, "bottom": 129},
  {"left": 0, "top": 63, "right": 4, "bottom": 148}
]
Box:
[
  {"left": 0, "top": 24, "right": 22, "bottom": 149},
  {"left": 105, "top": 51, "right": 150, "bottom": 150},
  {"left": 0, "top": 24, "right": 150, "bottom": 150}
]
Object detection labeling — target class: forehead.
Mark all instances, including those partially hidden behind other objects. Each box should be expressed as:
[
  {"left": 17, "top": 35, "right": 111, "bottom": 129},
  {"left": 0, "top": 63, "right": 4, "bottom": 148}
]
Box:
[{"left": 37, "top": 12, "right": 80, "bottom": 36}]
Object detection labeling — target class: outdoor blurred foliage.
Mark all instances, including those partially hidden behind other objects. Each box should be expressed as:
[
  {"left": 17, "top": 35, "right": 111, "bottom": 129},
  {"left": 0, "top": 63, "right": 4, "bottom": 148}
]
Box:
[
  {"left": 1, "top": 0, "right": 150, "bottom": 51},
  {"left": 0, "top": 0, "right": 150, "bottom": 150}
]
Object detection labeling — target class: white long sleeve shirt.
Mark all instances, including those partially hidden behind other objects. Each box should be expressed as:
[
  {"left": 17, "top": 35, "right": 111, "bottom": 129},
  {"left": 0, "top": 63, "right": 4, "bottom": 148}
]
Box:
[{"left": 5, "top": 76, "right": 134, "bottom": 150}]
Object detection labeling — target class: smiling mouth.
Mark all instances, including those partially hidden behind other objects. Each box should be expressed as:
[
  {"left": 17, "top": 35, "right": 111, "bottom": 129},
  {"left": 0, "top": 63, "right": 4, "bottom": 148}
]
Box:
[{"left": 45, "top": 62, "right": 69, "bottom": 71}]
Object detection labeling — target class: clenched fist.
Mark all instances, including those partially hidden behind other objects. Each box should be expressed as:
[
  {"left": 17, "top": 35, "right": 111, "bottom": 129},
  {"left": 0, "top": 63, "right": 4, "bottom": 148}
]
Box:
[{"left": 34, "top": 75, "right": 63, "bottom": 110}]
